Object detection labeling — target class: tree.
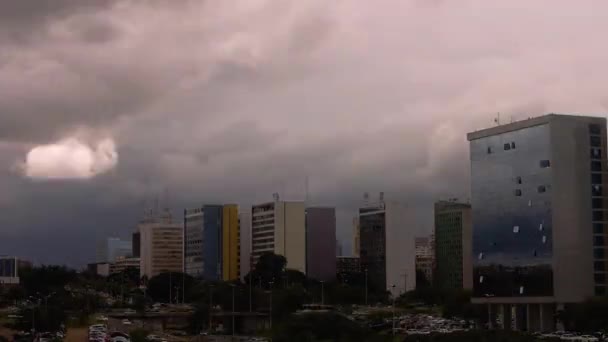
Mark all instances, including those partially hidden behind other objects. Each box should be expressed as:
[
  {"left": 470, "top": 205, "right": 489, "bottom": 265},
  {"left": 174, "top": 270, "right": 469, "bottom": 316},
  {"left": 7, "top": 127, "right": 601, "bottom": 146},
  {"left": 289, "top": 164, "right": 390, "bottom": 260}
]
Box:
[
  {"left": 273, "top": 312, "right": 379, "bottom": 342},
  {"left": 146, "top": 272, "right": 196, "bottom": 303},
  {"left": 245, "top": 253, "right": 287, "bottom": 288}
]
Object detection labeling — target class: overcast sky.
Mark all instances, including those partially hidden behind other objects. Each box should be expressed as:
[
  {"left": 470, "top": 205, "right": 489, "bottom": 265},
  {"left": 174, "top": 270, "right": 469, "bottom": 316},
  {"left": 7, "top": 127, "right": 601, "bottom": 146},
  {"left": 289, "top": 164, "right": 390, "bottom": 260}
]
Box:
[{"left": 2, "top": 0, "right": 608, "bottom": 267}]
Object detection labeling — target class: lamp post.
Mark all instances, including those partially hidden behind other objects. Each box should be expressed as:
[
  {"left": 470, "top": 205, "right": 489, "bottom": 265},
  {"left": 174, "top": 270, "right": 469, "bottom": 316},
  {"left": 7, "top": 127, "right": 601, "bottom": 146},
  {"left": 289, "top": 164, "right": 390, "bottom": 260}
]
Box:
[
  {"left": 249, "top": 276, "right": 253, "bottom": 313},
  {"left": 230, "top": 284, "right": 236, "bottom": 337},
  {"left": 391, "top": 284, "right": 396, "bottom": 336},
  {"left": 268, "top": 281, "right": 274, "bottom": 330},
  {"left": 320, "top": 281, "right": 325, "bottom": 305},
  {"left": 208, "top": 285, "right": 214, "bottom": 331},
  {"left": 364, "top": 268, "right": 368, "bottom": 306}
]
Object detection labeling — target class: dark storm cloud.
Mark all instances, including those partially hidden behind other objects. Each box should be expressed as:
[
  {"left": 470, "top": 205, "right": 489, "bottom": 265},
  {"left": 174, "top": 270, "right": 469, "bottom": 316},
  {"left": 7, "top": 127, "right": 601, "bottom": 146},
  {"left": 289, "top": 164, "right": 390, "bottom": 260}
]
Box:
[{"left": 3, "top": 0, "right": 608, "bottom": 265}]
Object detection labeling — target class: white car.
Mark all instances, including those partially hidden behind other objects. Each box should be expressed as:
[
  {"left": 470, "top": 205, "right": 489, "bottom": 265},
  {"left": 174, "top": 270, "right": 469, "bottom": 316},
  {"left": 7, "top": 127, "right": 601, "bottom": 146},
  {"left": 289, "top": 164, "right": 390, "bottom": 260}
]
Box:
[{"left": 122, "top": 319, "right": 132, "bottom": 325}]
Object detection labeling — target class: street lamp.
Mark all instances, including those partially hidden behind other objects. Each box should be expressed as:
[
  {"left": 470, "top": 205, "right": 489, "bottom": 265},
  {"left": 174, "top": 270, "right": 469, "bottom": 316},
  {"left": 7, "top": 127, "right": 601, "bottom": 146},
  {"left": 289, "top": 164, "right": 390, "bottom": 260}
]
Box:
[
  {"left": 320, "top": 281, "right": 325, "bottom": 306},
  {"left": 208, "top": 285, "right": 214, "bottom": 331},
  {"left": 391, "top": 284, "right": 396, "bottom": 336},
  {"left": 364, "top": 268, "right": 368, "bottom": 306},
  {"left": 229, "top": 284, "right": 236, "bottom": 337},
  {"left": 268, "top": 281, "right": 274, "bottom": 330}
]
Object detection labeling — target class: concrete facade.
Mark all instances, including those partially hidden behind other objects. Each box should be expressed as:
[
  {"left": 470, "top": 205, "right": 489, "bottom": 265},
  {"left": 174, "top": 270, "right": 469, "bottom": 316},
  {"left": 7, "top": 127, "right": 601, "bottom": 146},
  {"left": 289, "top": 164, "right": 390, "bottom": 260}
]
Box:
[
  {"left": 359, "top": 201, "right": 416, "bottom": 297},
  {"left": 97, "top": 237, "right": 132, "bottom": 263},
  {"left": 434, "top": 200, "right": 472, "bottom": 290},
  {"left": 251, "top": 201, "right": 306, "bottom": 273},
  {"left": 139, "top": 210, "right": 183, "bottom": 279},
  {"left": 306, "top": 207, "right": 337, "bottom": 281}
]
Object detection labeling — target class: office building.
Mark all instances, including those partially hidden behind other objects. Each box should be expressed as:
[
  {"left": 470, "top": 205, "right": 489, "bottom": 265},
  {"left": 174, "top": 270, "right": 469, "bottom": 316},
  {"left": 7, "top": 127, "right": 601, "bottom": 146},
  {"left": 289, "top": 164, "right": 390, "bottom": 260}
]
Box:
[
  {"left": 434, "top": 200, "right": 472, "bottom": 290},
  {"left": 352, "top": 217, "right": 360, "bottom": 257},
  {"left": 359, "top": 200, "right": 416, "bottom": 296},
  {"left": 468, "top": 114, "right": 607, "bottom": 331},
  {"left": 337, "top": 256, "right": 361, "bottom": 275},
  {"left": 110, "top": 256, "right": 140, "bottom": 274},
  {"left": 96, "top": 237, "right": 132, "bottom": 263},
  {"left": 239, "top": 212, "right": 252, "bottom": 281},
  {"left": 222, "top": 204, "right": 240, "bottom": 281},
  {"left": 184, "top": 204, "right": 240, "bottom": 281},
  {"left": 251, "top": 200, "right": 306, "bottom": 273},
  {"left": 132, "top": 231, "right": 141, "bottom": 258},
  {"left": 139, "top": 209, "right": 183, "bottom": 279},
  {"left": 0, "top": 256, "right": 20, "bottom": 284},
  {"left": 306, "top": 207, "right": 337, "bottom": 281},
  {"left": 415, "top": 236, "right": 435, "bottom": 286}
]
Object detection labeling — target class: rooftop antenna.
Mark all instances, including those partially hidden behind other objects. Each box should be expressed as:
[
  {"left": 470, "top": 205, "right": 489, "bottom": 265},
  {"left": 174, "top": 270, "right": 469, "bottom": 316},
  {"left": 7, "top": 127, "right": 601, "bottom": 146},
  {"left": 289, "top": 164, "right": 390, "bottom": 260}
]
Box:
[
  {"left": 494, "top": 112, "right": 501, "bottom": 126},
  {"left": 305, "top": 175, "right": 310, "bottom": 203},
  {"left": 273, "top": 192, "right": 280, "bottom": 201},
  {"left": 379, "top": 192, "right": 385, "bottom": 203},
  {"left": 363, "top": 192, "right": 369, "bottom": 203}
]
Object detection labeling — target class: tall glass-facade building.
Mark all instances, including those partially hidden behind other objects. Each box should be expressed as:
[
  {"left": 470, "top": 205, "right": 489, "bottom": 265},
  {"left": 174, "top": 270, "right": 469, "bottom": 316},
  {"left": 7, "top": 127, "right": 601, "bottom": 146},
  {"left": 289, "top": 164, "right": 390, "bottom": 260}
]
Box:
[{"left": 468, "top": 114, "right": 607, "bottom": 331}]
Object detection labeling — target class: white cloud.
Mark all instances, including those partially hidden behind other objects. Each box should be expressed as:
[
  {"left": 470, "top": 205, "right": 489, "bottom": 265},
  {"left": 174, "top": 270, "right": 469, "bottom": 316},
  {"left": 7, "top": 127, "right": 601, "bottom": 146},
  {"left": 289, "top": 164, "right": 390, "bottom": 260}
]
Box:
[{"left": 19, "top": 137, "right": 118, "bottom": 180}]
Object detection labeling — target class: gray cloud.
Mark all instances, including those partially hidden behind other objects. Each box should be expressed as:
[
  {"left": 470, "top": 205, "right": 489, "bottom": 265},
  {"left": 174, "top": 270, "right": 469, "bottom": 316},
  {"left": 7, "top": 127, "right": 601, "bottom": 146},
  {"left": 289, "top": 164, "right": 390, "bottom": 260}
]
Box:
[{"left": 2, "top": 0, "right": 608, "bottom": 265}]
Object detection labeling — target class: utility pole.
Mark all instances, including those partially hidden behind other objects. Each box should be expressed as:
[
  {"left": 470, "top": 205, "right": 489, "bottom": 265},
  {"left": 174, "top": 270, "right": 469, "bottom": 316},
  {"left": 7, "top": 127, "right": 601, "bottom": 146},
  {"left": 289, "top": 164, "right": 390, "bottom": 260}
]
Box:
[
  {"left": 208, "top": 285, "right": 214, "bottom": 331},
  {"left": 391, "top": 284, "right": 396, "bottom": 336},
  {"left": 364, "top": 268, "right": 368, "bottom": 306},
  {"left": 231, "top": 284, "right": 236, "bottom": 337},
  {"left": 269, "top": 281, "right": 274, "bottom": 329},
  {"left": 169, "top": 272, "right": 172, "bottom": 304},
  {"left": 320, "top": 281, "right": 325, "bottom": 305},
  {"left": 249, "top": 277, "right": 253, "bottom": 312}
]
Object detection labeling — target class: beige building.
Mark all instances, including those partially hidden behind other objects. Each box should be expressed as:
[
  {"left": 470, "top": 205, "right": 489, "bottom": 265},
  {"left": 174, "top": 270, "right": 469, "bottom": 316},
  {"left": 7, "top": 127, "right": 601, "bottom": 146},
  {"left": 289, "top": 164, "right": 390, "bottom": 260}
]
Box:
[
  {"left": 139, "top": 209, "right": 183, "bottom": 279},
  {"left": 352, "top": 217, "right": 360, "bottom": 257},
  {"left": 110, "top": 256, "right": 140, "bottom": 274},
  {"left": 251, "top": 200, "right": 306, "bottom": 273}
]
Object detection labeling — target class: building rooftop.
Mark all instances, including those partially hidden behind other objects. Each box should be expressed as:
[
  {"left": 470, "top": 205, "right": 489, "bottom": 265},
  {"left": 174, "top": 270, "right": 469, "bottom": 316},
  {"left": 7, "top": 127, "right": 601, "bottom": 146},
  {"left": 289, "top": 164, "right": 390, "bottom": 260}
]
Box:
[{"left": 467, "top": 113, "right": 606, "bottom": 141}]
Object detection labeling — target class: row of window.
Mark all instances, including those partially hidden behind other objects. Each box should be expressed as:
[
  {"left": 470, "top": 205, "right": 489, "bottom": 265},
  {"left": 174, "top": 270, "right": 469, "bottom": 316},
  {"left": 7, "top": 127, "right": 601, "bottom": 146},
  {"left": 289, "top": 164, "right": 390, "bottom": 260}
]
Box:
[{"left": 514, "top": 186, "right": 548, "bottom": 196}]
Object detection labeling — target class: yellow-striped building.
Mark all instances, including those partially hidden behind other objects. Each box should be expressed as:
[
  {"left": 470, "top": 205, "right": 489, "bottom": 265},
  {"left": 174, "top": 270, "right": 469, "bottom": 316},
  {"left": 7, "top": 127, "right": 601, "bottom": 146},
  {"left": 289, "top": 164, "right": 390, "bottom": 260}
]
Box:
[{"left": 222, "top": 204, "right": 240, "bottom": 281}]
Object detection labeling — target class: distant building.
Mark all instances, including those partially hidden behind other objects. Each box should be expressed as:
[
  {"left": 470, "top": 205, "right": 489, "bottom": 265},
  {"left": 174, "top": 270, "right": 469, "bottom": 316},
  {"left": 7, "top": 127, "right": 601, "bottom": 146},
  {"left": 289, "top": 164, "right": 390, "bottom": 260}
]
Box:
[
  {"left": 337, "top": 256, "right": 361, "bottom": 275},
  {"left": 184, "top": 205, "right": 240, "bottom": 281},
  {"left": 434, "top": 200, "right": 472, "bottom": 290},
  {"left": 336, "top": 241, "right": 343, "bottom": 257},
  {"left": 352, "top": 217, "right": 360, "bottom": 257},
  {"left": 359, "top": 200, "right": 416, "bottom": 296},
  {"left": 132, "top": 231, "right": 141, "bottom": 258},
  {"left": 239, "top": 212, "right": 252, "bottom": 281},
  {"left": 306, "top": 207, "right": 337, "bottom": 281},
  {"left": 139, "top": 209, "right": 183, "bottom": 279},
  {"left": 468, "top": 113, "right": 608, "bottom": 331},
  {"left": 251, "top": 200, "right": 306, "bottom": 273},
  {"left": 415, "top": 236, "right": 434, "bottom": 286},
  {"left": 110, "top": 256, "right": 140, "bottom": 274},
  {"left": 222, "top": 204, "right": 240, "bottom": 281},
  {"left": 97, "top": 237, "right": 132, "bottom": 263},
  {"left": 0, "top": 256, "right": 20, "bottom": 284}
]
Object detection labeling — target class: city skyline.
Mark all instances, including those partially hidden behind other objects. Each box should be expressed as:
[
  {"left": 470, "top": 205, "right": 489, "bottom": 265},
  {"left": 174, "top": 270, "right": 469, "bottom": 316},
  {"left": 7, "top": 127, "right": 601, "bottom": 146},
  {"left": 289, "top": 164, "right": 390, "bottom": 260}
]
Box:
[{"left": 4, "top": 1, "right": 608, "bottom": 266}]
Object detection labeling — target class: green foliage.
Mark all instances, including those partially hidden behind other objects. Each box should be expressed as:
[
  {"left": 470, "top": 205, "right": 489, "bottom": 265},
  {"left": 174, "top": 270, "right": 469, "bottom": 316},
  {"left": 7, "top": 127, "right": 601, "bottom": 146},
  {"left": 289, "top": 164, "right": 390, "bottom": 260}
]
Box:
[
  {"left": 557, "top": 296, "right": 608, "bottom": 332},
  {"left": 403, "top": 330, "right": 541, "bottom": 342},
  {"left": 129, "top": 328, "right": 150, "bottom": 342},
  {"left": 19, "top": 265, "right": 77, "bottom": 297},
  {"left": 245, "top": 252, "right": 287, "bottom": 288},
  {"left": 273, "top": 312, "right": 378, "bottom": 342},
  {"left": 146, "top": 272, "right": 196, "bottom": 303}
]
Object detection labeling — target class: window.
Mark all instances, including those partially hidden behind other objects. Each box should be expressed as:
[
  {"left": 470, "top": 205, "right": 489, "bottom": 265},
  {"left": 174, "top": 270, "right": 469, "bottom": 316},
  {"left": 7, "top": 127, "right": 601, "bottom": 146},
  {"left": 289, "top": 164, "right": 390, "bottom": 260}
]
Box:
[
  {"left": 537, "top": 185, "right": 546, "bottom": 193},
  {"left": 519, "top": 286, "right": 524, "bottom": 294},
  {"left": 592, "top": 173, "right": 603, "bottom": 185},
  {"left": 595, "top": 261, "right": 605, "bottom": 272},
  {"left": 514, "top": 189, "right": 522, "bottom": 196},
  {"left": 592, "top": 148, "right": 602, "bottom": 159},
  {"left": 594, "top": 273, "right": 606, "bottom": 284},
  {"left": 593, "top": 211, "right": 604, "bottom": 221},
  {"left": 592, "top": 161, "right": 603, "bottom": 172},
  {"left": 593, "top": 198, "right": 604, "bottom": 209},
  {"left": 504, "top": 143, "right": 511, "bottom": 151},
  {"left": 511, "top": 142, "right": 516, "bottom": 149},
  {"left": 478, "top": 252, "right": 484, "bottom": 260},
  {"left": 540, "top": 160, "right": 551, "bottom": 168},
  {"left": 591, "top": 136, "right": 602, "bottom": 147},
  {"left": 593, "top": 185, "right": 603, "bottom": 197},
  {"left": 595, "top": 235, "right": 605, "bottom": 246},
  {"left": 590, "top": 124, "right": 602, "bottom": 135},
  {"left": 479, "top": 275, "right": 484, "bottom": 283},
  {"left": 595, "top": 223, "right": 605, "bottom": 234},
  {"left": 595, "top": 286, "right": 606, "bottom": 296},
  {"left": 542, "top": 235, "right": 547, "bottom": 244},
  {"left": 594, "top": 248, "right": 606, "bottom": 259},
  {"left": 513, "top": 226, "right": 520, "bottom": 233},
  {"left": 539, "top": 223, "right": 544, "bottom": 231},
  {"left": 487, "top": 147, "right": 492, "bottom": 154},
  {"left": 516, "top": 176, "right": 522, "bottom": 184}
]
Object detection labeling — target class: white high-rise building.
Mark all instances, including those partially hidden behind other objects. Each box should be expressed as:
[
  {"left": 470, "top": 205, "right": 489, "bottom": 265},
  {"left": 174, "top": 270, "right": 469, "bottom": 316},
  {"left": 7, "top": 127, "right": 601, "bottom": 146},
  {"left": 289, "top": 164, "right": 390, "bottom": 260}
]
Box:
[
  {"left": 251, "top": 200, "right": 306, "bottom": 273},
  {"left": 139, "top": 209, "right": 183, "bottom": 279}
]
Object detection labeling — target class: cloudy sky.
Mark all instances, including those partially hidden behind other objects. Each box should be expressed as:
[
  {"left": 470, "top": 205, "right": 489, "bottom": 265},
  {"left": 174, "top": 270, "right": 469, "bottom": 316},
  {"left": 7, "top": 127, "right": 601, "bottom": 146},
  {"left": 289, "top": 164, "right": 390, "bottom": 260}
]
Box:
[{"left": 2, "top": 0, "right": 608, "bottom": 267}]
